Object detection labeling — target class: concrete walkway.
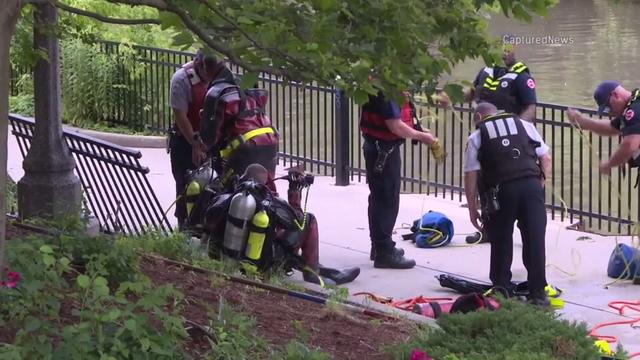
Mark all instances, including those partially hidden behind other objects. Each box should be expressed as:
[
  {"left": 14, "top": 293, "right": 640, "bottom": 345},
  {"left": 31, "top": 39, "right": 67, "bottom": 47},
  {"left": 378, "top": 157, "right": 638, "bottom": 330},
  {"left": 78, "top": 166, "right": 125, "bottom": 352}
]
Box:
[{"left": 7, "top": 133, "right": 640, "bottom": 354}]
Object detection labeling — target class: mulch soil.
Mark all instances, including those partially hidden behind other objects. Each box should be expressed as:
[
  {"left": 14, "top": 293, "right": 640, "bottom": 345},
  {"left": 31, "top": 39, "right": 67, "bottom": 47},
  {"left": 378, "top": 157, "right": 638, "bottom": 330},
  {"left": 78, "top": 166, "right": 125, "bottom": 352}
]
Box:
[{"left": 3, "top": 223, "right": 417, "bottom": 359}]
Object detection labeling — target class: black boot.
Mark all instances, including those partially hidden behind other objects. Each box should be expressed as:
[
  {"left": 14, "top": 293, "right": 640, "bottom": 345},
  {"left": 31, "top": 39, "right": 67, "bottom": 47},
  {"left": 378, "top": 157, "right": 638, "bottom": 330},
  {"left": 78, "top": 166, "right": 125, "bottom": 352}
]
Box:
[
  {"left": 374, "top": 248, "right": 416, "bottom": 269},
  {"left": 370, "top": 246, "right": 404, "bottom": 261},
  {"left": 302, "top": 269, "right": 336, "bottom": 287},
  {"left": 465, "top": 230, "right": 490, "bottom": 244},
  {"left": 526, "top": 289, "right": 550, "bottom": 307},
  {"left": 318, "top": 266, "right": 361, "bottom": 285}
]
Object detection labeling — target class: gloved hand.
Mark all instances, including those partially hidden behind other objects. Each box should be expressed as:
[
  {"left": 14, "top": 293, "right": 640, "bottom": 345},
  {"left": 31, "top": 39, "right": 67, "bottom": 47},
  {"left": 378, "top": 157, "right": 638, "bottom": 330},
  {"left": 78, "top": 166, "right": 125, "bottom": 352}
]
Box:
[
  {"left": 429, "top": 139, "right": 446, "bottom": 163},
  {"left": 287, "top": 170, "right": 306, "bottom": 191}
]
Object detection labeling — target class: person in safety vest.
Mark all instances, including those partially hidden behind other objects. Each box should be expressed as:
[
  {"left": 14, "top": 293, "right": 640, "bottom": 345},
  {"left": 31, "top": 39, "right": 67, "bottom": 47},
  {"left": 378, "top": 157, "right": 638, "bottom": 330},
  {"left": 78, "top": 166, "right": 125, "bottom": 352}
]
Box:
[
  {"left": 439, "top": 43, "right": 537, "bottom": 122},
  {"left": 463, "top": 103, "right": 552, "bottom": 306},
  {"left": 199, "top": 75, "right": 279, "bottom": 195},
  {"left": 361, "top": 88, "right": 444, "bottom": 269},
  {"left": 169, "top": 50, "right": 235, "bottom": 229},
  {"left": 241, "top": 164, "right": 361, "bottom": 286},
  {"left": 568, "top": 81, "right": 640, "bottom": 178},
  {"left": 440, "top": 43, "right": 538, "bottom": 245},
  {"left": 568, "top": 82, "right": 640, "bottom": 285}
]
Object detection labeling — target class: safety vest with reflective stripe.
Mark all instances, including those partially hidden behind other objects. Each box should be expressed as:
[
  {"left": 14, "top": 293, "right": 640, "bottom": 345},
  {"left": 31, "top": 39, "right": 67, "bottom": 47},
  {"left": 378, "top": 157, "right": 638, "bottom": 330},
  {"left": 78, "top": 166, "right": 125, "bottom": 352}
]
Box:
[
  {"left": 477, "top": 112, "right": 541, "bottom": 187},
  {"left": 475, "top": 61, "right": 530, "bottom": 115}
]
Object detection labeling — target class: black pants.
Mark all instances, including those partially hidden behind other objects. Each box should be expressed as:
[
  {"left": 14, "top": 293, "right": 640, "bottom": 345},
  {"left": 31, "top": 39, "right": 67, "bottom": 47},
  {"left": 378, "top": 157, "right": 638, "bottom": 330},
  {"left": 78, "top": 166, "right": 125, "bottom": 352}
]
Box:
[
  {"left": 484, "top": 177, "right": 547, "bottom": 294},
  {"left": 170, "top": 134, "right": 197, "bottom": 226},
  {"left": 363, "top": 138, "right": 401, "bottom": 253}
]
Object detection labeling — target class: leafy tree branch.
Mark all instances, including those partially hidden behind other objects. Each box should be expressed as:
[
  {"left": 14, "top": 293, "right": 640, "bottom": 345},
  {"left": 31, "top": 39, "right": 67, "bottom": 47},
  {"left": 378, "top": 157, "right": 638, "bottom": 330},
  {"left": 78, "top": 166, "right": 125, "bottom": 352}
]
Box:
[{"left": 55, "top": 2, "right": 161, "bottom": 25}]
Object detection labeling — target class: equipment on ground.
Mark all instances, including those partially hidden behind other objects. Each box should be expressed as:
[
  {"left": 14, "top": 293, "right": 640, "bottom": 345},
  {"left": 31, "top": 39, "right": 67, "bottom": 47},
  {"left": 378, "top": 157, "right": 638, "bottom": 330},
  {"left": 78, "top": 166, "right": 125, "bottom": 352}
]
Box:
[
  {"left": 223, "top": 189, "right": 257, "bottom": 257},
  {"left": 607, "top": 243, "right": 639, "bottom": 281},
  {"left": 245, "top": 210, "right": 269, "bottom": 261},
  {"left": 402, "top": 211, "right": 454, "bottom": 248},
  {"left": 436, "top": 274, "right": 564, "bottom": 308}
]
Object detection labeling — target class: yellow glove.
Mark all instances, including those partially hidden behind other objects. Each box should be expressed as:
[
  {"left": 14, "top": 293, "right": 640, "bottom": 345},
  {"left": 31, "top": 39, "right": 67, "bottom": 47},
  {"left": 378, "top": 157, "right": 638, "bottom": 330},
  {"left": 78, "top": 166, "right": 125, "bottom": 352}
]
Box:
[{"left": 429, "top": 139, "right": 446, "bottom": 163}]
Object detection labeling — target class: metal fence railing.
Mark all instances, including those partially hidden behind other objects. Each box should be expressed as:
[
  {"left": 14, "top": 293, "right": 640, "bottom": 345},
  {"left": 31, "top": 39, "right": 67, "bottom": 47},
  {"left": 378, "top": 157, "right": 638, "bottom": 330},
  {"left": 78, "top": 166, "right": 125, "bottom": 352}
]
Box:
[
  {"left": 8, "top": 41, "right": 639, "bottom": 234},
  {"left": 342, "top": 100, "right": 640, "bottom": 235},
  {"left": 9, "top": 113, "right": 172, "bottom": 235}
]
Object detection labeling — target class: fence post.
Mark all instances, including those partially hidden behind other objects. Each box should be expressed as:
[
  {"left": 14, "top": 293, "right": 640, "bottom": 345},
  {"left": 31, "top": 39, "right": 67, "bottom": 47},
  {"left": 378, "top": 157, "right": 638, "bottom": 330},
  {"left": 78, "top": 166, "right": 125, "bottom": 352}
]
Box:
[{"left": 335, "top": 89, "right": 350, "bottom": 186}]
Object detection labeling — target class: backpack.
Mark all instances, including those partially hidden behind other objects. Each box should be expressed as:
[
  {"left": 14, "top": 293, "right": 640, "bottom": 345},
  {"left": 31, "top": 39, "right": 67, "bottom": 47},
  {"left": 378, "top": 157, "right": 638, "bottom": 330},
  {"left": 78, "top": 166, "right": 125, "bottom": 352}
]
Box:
[
  {"left": 200, "top": 81, "right": 275, "bottom": 150},
  {"left": 403, "top": 211, "right": 454, "bottom": 248}
]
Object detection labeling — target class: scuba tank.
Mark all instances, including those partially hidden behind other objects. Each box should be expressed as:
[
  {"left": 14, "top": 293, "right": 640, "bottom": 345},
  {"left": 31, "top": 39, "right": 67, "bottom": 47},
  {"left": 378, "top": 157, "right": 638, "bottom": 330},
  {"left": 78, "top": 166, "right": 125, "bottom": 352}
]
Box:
[
  {"left": 245, "top": 210, "right": 270, "bottom": 261},
  {"left": 185, "top": 181, "right": 201, "bottom": 218},
  {"left": 184, "top": 162, "right": 215, "bottom": 220},
  {"left": 223, "top": 190, "right": 256, "bottom": 256}
]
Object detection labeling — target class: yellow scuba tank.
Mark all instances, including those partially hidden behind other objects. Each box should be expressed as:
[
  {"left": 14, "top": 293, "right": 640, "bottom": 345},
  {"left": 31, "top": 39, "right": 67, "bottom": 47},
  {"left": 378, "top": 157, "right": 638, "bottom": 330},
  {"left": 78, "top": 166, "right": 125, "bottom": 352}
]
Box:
[
  {"left": 185, "top": 180, "right": 201, "bottom": 217},
  {"left": 245, "top": 210, "right": 269, "bottom": 261}
]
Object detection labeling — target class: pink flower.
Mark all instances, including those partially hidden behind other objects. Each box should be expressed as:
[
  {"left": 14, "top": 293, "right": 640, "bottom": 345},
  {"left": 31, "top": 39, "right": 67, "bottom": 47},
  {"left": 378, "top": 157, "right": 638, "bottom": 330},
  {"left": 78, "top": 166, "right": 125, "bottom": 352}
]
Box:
[
  {"left": 7, "top": 272, "right": 21, "bottom": 282},
  {"left": 410, "top": 350, "right": 433, "bottom": 360},
  {"left": 1, "top": 270, "right": 22, "bottom": 289}
]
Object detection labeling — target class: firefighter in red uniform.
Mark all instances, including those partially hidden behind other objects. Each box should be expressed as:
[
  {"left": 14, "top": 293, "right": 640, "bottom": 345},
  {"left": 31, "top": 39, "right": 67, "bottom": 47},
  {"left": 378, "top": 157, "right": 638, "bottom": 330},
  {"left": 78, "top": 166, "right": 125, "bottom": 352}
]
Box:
[
  {"left": 361, "top": 89, "right": 445, "bottom": 269},
  {"left": 199, "top": 74, "right": 279, "bottom": 194},
  {"left": 169, "top": 51, "right": 234, "bottom": 228}
]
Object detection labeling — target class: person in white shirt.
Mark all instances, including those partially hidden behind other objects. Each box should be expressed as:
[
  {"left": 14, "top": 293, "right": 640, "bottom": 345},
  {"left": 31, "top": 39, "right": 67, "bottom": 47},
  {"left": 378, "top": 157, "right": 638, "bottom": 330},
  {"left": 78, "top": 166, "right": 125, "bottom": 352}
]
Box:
[{"left": 463, "top": 102, "right": 552, "bottom": 306}]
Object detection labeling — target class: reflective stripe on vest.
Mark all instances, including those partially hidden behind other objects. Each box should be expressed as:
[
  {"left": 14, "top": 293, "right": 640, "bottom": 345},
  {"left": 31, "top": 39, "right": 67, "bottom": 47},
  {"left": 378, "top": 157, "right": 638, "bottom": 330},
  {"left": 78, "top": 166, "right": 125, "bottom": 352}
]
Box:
[
  {"left": 477, "top": 113, "right": 540, "bottom": 187},
  {"left": 476, "top": 62, "right": 529, "bottom": 114}
]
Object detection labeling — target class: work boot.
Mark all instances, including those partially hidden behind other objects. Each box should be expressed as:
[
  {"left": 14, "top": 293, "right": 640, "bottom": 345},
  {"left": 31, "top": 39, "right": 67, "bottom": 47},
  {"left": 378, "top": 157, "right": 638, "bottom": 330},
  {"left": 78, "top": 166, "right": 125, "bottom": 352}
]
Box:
[
  {"left": 465, "top": 231, "right": 490, "bottom": 244},
  {"left": 526, "top": 290, "right": 551, "bottom": 307},
  {"left": 319, "top": 266, "right": 361, "bottom": 285},
  {"left": 370, "top": 246, "right": 404, "bottom": 261},
  {"left": 302, "top": 269, "right": 336, "bottom": 287},
  {"left": 374, "top": 248, "right": 416, "bottom": 269}
]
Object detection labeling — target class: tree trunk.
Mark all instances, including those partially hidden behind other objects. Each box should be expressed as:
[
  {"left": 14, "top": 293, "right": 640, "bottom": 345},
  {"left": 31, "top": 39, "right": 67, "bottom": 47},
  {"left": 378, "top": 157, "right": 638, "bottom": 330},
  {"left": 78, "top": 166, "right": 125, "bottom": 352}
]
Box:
[{"left": 0, "top": 0, "right": 22, "bottom": 280}]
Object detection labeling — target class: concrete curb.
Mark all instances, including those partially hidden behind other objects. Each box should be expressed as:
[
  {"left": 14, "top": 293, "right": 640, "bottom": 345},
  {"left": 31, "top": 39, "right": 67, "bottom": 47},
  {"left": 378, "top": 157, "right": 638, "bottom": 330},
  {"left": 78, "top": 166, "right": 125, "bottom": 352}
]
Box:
[
  {"left": 295, "top": 280, "right": 438, "bottom": 327},
  {"left": 63, "top": 125, "right": 166, "bottom": 149}
]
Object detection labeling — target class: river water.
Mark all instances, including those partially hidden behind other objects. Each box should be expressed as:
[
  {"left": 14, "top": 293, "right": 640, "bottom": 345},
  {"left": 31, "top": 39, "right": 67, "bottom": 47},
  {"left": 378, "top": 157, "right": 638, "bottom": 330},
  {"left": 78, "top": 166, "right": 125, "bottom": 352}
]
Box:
[{"left": 446, "top": 0, "right": 640, "bottom": 109}]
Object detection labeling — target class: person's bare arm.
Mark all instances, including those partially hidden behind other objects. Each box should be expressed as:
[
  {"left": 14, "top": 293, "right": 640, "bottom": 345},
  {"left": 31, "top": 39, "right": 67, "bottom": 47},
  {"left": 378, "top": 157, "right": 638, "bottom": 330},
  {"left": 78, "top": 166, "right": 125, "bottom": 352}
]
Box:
[
  {"left": 539, "top": 153, "right": 551, "bottom": 186},
  {"left": 174, "top": 109, "right": 195, "bottom": 143},
  {"left": 464, "top": 170, "right": 482, "bottom": 230},
  {"left": 567, "top": 108, "right": 620, "bottom": 136},
  {"left": 519, "top": 104, "right": 536, "bottom": 122},
  {"left": 385, "top": 118, "right": 436, "bottom": 145},
  {"left": 602, "top": 134, "right": 640, "bottom": 171}
]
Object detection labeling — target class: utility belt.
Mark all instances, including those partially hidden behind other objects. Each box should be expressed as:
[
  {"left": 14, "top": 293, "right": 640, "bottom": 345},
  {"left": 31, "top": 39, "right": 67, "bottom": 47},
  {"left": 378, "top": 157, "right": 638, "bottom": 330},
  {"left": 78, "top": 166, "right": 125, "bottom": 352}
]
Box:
[
  {"left": 166, "top": 125, "right": 196, "bottom": 153},
  {"left": 481, "top": 185, "right": 500, "bottom": 216},
  {"left": 365, "top": 136, "right": 402, "bottom": 174},
  {"left": 219, "top": 127, "right": 276, "bottom": 159}
]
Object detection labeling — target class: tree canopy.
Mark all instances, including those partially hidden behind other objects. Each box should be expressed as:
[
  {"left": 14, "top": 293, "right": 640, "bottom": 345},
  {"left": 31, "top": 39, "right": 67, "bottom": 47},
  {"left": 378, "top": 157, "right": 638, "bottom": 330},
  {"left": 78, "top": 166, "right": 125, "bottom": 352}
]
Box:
[{"left": 16, "top": 0, "right": 557, "bottom": 102}]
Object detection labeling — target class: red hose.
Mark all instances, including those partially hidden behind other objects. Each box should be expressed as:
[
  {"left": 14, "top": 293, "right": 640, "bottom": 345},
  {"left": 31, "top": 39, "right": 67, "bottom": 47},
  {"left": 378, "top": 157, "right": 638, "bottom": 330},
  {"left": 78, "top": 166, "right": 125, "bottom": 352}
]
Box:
[{"left": 589, "top": 300, "right": 640, "bottom": 357}]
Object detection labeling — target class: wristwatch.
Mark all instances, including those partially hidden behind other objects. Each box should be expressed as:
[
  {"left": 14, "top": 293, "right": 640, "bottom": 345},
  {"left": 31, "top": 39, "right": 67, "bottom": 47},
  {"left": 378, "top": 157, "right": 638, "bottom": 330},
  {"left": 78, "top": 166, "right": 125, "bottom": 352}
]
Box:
[{"left": 192, "top": 132, "right": 201, "bottom": 143}]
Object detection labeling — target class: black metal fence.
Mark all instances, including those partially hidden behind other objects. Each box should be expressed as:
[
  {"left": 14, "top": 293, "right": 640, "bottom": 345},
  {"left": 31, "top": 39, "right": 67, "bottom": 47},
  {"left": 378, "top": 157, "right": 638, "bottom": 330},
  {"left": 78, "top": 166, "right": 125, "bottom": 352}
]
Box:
[
  {"left": 9, "top": 41, "right": 640, "bottom": 234},
  {"left": 9, "top": 114, "right": 172, "bottom": 235}
]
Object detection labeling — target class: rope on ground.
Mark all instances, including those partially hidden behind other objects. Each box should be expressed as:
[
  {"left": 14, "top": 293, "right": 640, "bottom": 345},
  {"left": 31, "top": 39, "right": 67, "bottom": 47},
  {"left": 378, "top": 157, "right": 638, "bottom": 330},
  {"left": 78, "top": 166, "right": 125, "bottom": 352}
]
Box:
[{"left": 590, "top": 299, "right": 640, "bottom": 358}]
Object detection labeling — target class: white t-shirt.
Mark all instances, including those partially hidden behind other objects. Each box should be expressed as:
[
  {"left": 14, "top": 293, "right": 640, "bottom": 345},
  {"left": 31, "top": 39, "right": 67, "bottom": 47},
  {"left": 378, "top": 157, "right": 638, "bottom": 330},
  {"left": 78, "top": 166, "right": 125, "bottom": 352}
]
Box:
[{"left": 464, "top": 118, "right": 549, "bottom": 173}]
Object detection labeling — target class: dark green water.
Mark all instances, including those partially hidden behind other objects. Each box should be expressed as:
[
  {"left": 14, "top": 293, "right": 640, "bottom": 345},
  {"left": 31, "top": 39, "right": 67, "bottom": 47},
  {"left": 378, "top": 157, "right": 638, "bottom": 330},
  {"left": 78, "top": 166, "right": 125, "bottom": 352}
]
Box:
[{"left": 444, "top": 0, "right": 640, "bottom": 109}]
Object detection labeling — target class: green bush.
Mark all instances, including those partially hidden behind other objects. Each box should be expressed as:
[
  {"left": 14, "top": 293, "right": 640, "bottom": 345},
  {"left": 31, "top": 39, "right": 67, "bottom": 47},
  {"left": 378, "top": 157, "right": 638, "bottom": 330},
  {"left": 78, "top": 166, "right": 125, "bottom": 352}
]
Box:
[
  {"left": 115, "top": 231, "right": 216, "bottom": 264},
  {"left": 1, "top": 236, "right": 189, "bottom": 360},
  {"left": 6, "top": 175, "right": 18, "bottom": 214},
  {"left": 387, "top": 298, "right": 611, "bottom": 360},
  {"left": 57, "top": 233, "right": 140, "bottom": 286},
  {"left": 61, "top": 39, "right": 137, "bottom": 127}
]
